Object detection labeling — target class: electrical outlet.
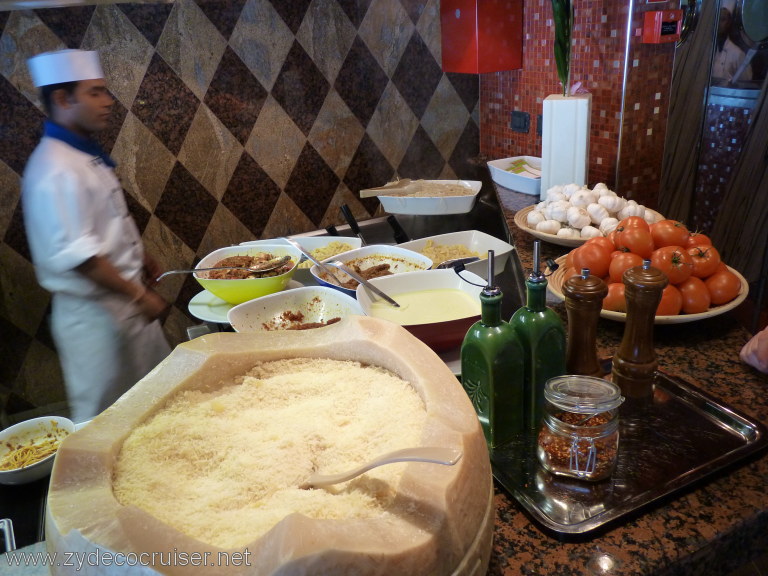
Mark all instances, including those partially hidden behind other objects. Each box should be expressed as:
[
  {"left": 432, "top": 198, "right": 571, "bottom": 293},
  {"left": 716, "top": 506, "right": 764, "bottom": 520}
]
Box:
[{"left": 510, "top": 111, "right": 530, "bottom": 133}]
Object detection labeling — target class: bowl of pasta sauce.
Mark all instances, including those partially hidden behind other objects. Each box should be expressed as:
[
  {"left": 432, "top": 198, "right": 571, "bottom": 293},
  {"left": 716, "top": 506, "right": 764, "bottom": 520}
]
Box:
[{"left": 0, "top": 416, "right": 74, "bottom": 485}]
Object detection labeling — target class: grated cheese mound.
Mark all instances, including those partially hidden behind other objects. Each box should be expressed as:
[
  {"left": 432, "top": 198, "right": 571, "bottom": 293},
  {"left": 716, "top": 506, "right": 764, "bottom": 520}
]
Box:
[{"left": 112, "top": 358, "right": 427, "bottom": 549}]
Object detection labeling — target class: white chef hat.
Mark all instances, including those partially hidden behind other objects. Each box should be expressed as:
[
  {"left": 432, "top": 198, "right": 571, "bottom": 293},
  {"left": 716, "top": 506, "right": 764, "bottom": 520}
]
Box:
[
  {"left": 721, "top": 0, "right": 736, "bottom": 13},
  {"left": 28, "top": 49, "right": 104, "bottom": 88}
]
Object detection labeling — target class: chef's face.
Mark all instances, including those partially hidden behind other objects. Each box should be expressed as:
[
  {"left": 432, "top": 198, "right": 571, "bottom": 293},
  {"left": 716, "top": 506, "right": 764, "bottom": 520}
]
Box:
[{"left": 59, "top": 79, "right": 114, "bottom": 136}]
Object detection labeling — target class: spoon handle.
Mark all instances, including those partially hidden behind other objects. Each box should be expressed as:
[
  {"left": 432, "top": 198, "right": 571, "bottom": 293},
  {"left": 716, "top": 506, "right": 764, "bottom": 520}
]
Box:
[
  {"left": 328, "top": 262, "right": 400, "bottom": 307},
  {"left": 301, "top": 447, "right": 462, "bottom": 489}
]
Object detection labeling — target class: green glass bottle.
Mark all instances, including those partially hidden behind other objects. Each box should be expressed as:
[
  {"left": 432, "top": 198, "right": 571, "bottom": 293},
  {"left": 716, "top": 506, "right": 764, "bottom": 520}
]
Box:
[
  {"left": 461, "top": 252, "right": 525, "bottom": 451},
  {"left": 509, "top": 240, "right": 566, "bottom": 434}
]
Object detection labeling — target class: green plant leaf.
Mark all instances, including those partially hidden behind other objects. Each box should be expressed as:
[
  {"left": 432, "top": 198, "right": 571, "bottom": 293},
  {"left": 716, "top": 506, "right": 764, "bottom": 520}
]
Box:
[{"left": 551, "top": 0, "right": 572, "bottom": 95}]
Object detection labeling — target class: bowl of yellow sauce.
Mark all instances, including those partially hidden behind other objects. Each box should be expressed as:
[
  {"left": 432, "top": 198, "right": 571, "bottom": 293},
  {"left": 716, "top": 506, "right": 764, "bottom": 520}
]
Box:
[{"left": 356, "top": 269, "right": 483, "bottom": 351}]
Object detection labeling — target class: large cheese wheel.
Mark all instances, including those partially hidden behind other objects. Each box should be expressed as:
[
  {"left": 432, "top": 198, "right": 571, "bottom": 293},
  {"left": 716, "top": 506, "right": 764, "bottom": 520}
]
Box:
[{"left": 46, "top": 316, "right": 494, "bottom": 575}]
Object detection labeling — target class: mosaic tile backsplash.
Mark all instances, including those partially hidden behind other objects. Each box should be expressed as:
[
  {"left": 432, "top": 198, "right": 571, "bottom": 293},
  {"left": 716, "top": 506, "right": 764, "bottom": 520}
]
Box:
[
  {"left": 0, "top": 0, "right": 481, "bottom": 418},
  {"left": 480, "top": 0, "right": 676, "bottom": 205}
]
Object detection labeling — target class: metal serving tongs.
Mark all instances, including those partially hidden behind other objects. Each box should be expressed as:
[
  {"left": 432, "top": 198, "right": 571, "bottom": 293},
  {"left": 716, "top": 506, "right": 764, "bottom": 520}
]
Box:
[
  {"left": 325, "top": 260, "right": 400, "bottom": 307},
  {"left": 156, "top": 255, "right": 292, "bottom": 281}
]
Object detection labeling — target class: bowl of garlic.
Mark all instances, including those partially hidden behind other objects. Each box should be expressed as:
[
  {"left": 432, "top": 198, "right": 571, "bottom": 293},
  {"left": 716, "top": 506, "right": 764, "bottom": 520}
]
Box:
[{"left": 513, "top": 183, "right": 664, "bottom": 247}]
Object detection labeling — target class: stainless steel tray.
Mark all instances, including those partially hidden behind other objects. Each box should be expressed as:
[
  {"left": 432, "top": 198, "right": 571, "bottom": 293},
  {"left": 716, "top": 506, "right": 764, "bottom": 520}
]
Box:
[{"left": 491, "top": 367, "right": 768, "bottom": 536}]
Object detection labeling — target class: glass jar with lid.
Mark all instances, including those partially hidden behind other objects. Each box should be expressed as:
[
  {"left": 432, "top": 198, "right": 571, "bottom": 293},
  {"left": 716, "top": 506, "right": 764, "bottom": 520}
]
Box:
[{"left": 537, "top": 375, "right": 624, "bottom": 481}]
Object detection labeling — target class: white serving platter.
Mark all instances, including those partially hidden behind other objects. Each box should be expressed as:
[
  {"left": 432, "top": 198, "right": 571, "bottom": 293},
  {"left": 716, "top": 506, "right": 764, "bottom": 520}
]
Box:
[
  {"left": 362, "top": 180, "right": 482, "bottom": 215},
  {"left": 398, "top": 230, "right": 514, "bottom": 276}
]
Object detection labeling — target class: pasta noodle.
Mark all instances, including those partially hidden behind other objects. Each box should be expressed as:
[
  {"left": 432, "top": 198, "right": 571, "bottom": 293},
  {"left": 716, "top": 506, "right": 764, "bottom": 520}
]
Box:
[
  {"left": 297, "top": 242, "right": 355, "bottom": 269},
  {"left": 0, "top": 424, "right": 69, "bottom": 471},
  {"left": 418, "top": 240, "right": 480, "bottom": 264}
]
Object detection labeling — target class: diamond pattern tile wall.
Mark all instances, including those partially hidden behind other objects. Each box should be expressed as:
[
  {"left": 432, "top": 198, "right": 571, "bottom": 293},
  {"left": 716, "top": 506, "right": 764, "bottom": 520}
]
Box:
[{"left": 0, "top": 0, "right": 481, "bottom": 419}]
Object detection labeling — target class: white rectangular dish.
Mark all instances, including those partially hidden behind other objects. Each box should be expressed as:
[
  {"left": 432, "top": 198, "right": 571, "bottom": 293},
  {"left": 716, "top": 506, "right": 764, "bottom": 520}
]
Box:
[
  {"left": 398, "top": 230, "right": 513, "bottom": 276},
  {"left": 367, "top": 180, "right": 482, "bottom": 215},
  {"left": 488, "top": 156, "right": 541, "bottom": 196}
]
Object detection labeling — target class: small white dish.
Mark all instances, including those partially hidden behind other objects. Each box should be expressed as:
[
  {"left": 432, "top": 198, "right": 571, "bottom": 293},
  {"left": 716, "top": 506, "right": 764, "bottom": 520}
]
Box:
[
  {"left": 398, "top": 230, "right": 513, "bottom": 276},
  {"left": 228, "top": 286, "right": 364, "bottom": 332},
  {"left": 0, "top": 416, "right": 75, "bottom": 485},
  {"left": 189, "top": 280, "right": 303, "bottom": 324}
]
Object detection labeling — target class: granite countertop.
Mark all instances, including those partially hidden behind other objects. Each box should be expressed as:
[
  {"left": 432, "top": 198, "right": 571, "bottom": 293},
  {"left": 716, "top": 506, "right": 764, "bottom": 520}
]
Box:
[{"left": 488, "top": 187, "right": 768, "bottom": 575}]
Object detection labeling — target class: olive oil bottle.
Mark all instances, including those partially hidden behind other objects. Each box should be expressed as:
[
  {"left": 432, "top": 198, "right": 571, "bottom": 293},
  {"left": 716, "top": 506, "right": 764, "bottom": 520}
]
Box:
[
  {"left": 461, "top": 252, "right": 525, "bottom": 451},
  {"left": 509, "top": 240, "right": 566, "bottom": 434}
]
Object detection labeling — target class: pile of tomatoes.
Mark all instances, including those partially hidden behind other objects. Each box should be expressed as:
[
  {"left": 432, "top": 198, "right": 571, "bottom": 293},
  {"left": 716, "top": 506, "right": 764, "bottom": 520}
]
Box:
[{"left": 563, "top": 216, "right": 743, "bottom": 316}]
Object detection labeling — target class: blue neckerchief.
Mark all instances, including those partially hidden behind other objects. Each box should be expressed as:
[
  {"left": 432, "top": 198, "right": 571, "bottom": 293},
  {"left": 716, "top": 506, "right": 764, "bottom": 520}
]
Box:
[{"left": 43, "top": 120, "right": 117, "bottom": 168}]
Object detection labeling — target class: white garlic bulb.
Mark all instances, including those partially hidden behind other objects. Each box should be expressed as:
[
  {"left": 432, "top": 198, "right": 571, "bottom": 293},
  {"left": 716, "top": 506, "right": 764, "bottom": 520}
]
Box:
[
  {"left": 557, "top": 227, "right": 581, "bottom": 239},
  {"left": 545, "top": 200, "right": 570, "bottom": 222},
  {"left": 527, "top": 209, "right": 546, "bottom": 227},
  {"left": 618, "top": 200, "right": 645, "bottom": 219},
  {"left": 586, "top": 202, "right": 610, "bottom": 224},
  {"left": 567, "top": 206, "right": 591, "bottom": 229},
  {"left": 599, "top": 217, "right": 620, "bottom": 235},
  {"left": 536, "top": 219, "right": 562, "bottom": 235},
  {"left": 580, "top": 225, "right": 602, "bottom": 239},
  {"left": 598, "top": 193, "right": 625, "bottom": 213},
  {"left": 562, "top": 183, "right": 582, "bottom": 197},
  {"left": 569, "top": 189, "right": 596, "bottom": 208}
]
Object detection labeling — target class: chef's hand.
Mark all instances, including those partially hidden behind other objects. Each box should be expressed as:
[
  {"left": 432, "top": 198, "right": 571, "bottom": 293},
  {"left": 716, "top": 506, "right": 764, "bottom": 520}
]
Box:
[
  {"left": 740, "top": 326, "right": 768, "bottom": 373},
  {"left": 135, "top": 287, "right": 169, "bottom": 321},
  {"left": 143, "top": 253, "right": 164, "bottom": 284}
]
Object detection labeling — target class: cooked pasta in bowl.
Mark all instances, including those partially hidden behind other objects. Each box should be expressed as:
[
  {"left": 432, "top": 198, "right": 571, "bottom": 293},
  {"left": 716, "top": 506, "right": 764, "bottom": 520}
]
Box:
[{"left": 0, "top": 415, "right": 74, "bottom": 484}]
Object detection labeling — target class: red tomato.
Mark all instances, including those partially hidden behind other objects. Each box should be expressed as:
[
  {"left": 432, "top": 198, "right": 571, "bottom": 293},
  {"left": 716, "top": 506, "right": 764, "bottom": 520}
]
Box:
[
  {"left": 650, "top": 246, "right": 693, "bottom": 285},
  {"left": 603, "top": 283, "right": 626, "bottom": 312},
  {"left": 585, "top": 236, "right": 615, "bottom": 254},
  {"left": 651, "top": 220, "right": 690, "bottom": 248},
  {"left": 609, "top": 252, "right": 644, "bottom": 283},
  {"left": 656, "top": 284, "right": 683, "bottom": 316},
  {"left": 678, "top": 276, "right": 711, "bottom": 314},
  {"left": 614, "top": 226, "right": 654, "bottom": 259},
  {"left": 617, "top": 216, "right": 650, "bottom": 231},
  {"left": 705, "top": 269, "right": 742, "bottom": 305},
  {"left": 687, "top": 245, "right": 721, "bottom": 278},
  {"left": 686, "top": 232, "right": 712, "bottom": 248},
  {"left": 570, "top": 244, "right": 612, "bottom": 279}
]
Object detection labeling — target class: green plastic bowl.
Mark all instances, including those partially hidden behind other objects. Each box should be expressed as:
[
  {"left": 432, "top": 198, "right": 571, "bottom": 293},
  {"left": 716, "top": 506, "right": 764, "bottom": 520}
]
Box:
[{"left": 194, "top": 244, "right": 302, "bottom": 305}]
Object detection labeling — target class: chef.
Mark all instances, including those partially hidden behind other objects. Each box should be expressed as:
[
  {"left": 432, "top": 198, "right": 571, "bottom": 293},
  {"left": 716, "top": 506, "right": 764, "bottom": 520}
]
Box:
[
  {"left": 22, "top": 49, "right": 171, "bottom": 423},
  {"left": 712, "top": 1, "right": 752, "bottom": 83}
]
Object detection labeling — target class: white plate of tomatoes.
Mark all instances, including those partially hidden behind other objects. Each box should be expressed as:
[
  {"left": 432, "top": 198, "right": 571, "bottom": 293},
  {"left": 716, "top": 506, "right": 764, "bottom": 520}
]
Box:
[{"left": 547, "top": 217, "right": 749, "bottom": 324}]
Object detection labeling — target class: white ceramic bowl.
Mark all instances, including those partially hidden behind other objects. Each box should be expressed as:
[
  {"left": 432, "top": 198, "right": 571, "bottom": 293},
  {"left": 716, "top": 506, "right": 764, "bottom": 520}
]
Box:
[
  {"left": 228, "top": 286, "right": 364, "bottom": 332},
  {"left": 356, "top": 269, "right": 484, "bottom": 352},
  {"left": 194, "top": 244, "right": 303, "bottom": 305},
  {"left": 310, "top": 245, "right": 433, "bottom": 298},
  {"left": 0, "top": 416, "right": 75, "bottom": 485},
  {"left": 398, "top": 230, "right": 514, "bottom": 276}
]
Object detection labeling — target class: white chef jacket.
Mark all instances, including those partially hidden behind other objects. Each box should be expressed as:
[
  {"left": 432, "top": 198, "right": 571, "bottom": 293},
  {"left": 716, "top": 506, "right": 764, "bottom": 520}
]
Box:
[
  {"left": 22, "top": 123, "right": 170, "bottom": 422},
  {"left": 712, "top": 38, "right": 752, "bottom": 82}
]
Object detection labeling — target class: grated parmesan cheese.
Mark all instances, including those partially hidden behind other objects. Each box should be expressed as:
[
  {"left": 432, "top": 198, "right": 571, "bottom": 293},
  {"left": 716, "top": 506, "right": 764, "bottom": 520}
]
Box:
[{"left": 112, "top": 358, "right": 427, "bottom": 549}]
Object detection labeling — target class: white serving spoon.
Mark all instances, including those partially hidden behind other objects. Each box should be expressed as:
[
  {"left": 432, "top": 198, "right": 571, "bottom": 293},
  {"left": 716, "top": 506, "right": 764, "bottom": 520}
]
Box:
[{"left": 299, "top": 447, "right": 462, "bottom": 489}]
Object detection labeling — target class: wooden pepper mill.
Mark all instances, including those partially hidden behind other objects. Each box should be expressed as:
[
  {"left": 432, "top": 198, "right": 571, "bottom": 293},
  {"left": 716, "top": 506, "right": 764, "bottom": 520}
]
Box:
[
  {"left": 563, "top": 268, "right": 608, "bottom": 377},
  {"left": 611, "top": 260, "right": 668, "bottom": 400}
]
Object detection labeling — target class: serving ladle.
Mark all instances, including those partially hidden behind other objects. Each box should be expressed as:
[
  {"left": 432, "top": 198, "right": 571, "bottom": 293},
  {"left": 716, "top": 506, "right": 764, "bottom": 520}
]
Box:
[
  {"left": 155, "top": 255, "right": 292, "bottom": 281},
  {"left": 299, "top": 447, "right": 462, "bottom": 489}
]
